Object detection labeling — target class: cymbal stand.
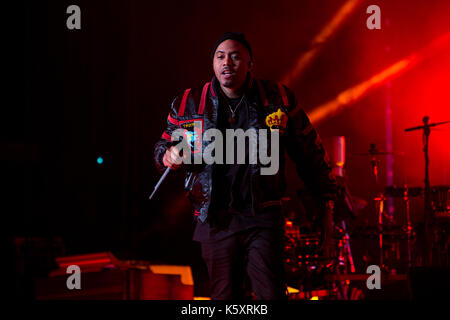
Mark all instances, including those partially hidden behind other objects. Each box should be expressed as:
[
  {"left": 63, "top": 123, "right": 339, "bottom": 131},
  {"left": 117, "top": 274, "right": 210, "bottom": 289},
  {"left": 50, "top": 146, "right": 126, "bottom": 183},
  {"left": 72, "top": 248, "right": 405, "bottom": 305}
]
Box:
[
  {"left": 403, "top": 185, "right": 413, "bottom": 268},
  {"left": 374, "top": 192, "right": 387, "bottom": 270},
  {"left": 369, "top": 143, "right": 389, "bottom": 271},
  {"left": 330, "top": 220, "right": 356, "bottom": 300},
  {"left": 338, "top": 220, "right": 356, "bottom": 274}
]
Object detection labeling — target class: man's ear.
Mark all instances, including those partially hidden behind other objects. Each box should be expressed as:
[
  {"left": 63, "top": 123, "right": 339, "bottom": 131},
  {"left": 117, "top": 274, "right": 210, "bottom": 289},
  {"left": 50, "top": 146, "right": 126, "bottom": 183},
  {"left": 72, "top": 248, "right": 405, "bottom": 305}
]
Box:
[{"left": 248, "top": 60, "right": 254, "bottom": 71}]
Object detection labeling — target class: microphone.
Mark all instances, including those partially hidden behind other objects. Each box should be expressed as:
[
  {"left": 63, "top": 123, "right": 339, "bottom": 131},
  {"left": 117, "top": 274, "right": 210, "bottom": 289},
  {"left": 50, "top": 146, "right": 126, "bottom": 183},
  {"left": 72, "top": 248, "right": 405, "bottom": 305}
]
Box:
[
  {"left": 149, "top": 139, "right": 192, "bottom": 201},
  {"left": 148, "top": 139, "right": 183, "bottom": 201},
  {"left": 148, "top": 167, "right": 172, "bottom": 200}
]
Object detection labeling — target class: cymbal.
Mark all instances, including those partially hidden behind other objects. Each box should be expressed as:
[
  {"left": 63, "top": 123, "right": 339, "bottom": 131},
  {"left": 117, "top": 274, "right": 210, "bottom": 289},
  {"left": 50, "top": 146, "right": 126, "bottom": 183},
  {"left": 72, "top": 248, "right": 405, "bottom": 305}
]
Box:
[
  {"left": 351, "top": 143, "right": 404, "bottom": 157},
  {"left": 384, "top": 186, "right": 423, "bottom": 198},
  {"left": 351, "top": 151, "right": 405, "bottom": 156},
  {"left": 384, "top": 185, "right": 450, "bottom": 198}
]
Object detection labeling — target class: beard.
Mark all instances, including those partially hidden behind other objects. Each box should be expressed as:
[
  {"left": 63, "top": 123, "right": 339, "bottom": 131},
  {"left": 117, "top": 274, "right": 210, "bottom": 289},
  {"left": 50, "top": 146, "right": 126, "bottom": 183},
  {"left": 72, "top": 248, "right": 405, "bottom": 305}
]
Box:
[{"left": 221, "top": 79, "right": 234, "bottom": 87}]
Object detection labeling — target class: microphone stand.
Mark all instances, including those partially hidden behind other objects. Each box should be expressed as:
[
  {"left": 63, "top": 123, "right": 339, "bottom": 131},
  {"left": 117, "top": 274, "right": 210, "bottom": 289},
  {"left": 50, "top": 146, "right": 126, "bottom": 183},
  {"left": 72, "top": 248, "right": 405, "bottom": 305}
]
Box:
[{"left": 405, "top": 117, "right": 450, "bottom": 266}]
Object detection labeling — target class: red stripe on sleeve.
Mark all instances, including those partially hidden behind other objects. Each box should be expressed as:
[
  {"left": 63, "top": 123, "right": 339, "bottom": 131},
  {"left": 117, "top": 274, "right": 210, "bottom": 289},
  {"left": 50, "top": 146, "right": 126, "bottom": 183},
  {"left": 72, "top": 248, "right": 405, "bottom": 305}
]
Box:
[
  {"left": 178, "top": 88, "right": 191, "bottom": 117},
  {"left": 198, "top": 82, "right": 210, "bottom": 115},
  {"left": 277, "top": 82, "right": 289, "bottom": 106},
  {"left": 167, "top": 113, "right": 178, "bottom": 125},
  {"left": 161, "top": 131, "right": 172, "bottom": 141}
]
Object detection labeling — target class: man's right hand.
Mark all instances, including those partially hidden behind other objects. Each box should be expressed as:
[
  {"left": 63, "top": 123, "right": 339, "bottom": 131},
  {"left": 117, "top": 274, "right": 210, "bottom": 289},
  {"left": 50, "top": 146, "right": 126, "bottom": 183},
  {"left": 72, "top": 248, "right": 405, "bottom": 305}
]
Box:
[{"left": 162, "top": 145, "right": 184, "bottom": 170}]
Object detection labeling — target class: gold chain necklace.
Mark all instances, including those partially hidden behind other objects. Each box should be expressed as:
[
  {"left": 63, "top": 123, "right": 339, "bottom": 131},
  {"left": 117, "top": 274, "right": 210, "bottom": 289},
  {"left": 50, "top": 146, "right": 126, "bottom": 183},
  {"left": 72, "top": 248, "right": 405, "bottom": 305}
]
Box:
[{"left": 228, "top": 95, "right": 245, "bottom": 125}]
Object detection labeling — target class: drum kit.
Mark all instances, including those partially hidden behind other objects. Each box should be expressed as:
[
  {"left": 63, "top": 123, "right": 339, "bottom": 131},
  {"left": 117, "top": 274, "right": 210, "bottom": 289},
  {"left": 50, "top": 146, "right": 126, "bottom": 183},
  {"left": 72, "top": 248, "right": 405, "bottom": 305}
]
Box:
[{"left": 284, "top": 117, "right": 450, "bottom": 300}]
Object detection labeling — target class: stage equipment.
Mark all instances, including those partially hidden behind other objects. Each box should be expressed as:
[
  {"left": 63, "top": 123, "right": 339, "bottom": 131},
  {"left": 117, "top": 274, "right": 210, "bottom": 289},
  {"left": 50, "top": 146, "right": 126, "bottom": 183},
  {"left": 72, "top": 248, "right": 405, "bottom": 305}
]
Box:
[
  {"left": 405, "top": 116, "right": 450, "bottom": 266},
  {"left": 34, "top": 252, "right": 194, "bottom": 300}
]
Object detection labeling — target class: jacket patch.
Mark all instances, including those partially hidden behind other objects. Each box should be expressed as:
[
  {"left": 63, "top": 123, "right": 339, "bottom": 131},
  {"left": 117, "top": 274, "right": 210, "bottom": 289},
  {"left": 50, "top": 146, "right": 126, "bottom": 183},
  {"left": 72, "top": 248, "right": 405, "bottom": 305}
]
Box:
[
  {"left": 179, "top": 119, "right": 204, "bottom": 153},
  {"left": 265, "top": 108, "right": 288, "bottom": 134}
]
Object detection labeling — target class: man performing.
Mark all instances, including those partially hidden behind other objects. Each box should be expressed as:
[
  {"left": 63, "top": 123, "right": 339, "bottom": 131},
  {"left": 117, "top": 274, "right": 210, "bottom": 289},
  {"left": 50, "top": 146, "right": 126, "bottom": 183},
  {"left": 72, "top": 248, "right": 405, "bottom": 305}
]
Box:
[{"left": 154, "top": 32, "right": 337, "bottom": 300}]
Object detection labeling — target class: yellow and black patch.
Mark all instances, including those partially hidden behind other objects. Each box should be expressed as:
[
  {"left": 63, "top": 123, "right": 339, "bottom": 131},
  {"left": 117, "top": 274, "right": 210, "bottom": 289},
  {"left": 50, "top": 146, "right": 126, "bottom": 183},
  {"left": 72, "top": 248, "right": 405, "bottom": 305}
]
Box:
[{"left": 265, "top": 108, "right": 288, "bottom": 134}]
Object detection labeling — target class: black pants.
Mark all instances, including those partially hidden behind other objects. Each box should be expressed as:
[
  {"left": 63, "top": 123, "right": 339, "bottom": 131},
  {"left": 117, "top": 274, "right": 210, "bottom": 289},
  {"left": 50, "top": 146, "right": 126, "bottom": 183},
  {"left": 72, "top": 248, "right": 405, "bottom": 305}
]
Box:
[{"left": 200, "top": 227, "right": 287, "bottom": 300}]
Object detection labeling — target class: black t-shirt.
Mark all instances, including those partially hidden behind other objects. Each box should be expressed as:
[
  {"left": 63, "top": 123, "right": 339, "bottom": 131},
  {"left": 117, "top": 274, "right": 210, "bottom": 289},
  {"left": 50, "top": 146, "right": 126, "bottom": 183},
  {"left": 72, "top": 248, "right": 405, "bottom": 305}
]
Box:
[
  {"left": 193, "top": 92, "right": 283, "bottom": 243},
  {"left": 211, "top": 94, "right": 252, "bottom": 214}
]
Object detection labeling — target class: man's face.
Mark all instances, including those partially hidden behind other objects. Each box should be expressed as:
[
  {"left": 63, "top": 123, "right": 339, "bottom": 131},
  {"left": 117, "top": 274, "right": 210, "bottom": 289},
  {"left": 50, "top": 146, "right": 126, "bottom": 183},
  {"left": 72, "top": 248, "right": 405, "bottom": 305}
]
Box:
[{"left": 213, "top": 39, "right": 252, "bottom": 90}]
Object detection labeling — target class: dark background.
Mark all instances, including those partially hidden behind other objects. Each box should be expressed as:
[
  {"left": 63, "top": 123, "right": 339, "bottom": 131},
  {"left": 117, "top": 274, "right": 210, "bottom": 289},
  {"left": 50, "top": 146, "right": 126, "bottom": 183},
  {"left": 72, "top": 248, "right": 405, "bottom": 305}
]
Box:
[{"left": 6, "top": 0, "right": 450, "bottom": 297}]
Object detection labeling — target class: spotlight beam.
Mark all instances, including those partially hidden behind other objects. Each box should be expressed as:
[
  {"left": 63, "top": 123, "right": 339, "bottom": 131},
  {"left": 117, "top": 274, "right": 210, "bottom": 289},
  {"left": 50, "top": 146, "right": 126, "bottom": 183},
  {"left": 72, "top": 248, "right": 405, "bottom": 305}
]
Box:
[
  {"left": 294, "top": 32, "right": 450, "bottom": 125},
  {"left": 282, "top": 0, "right": 362, "bottom": 87}
]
